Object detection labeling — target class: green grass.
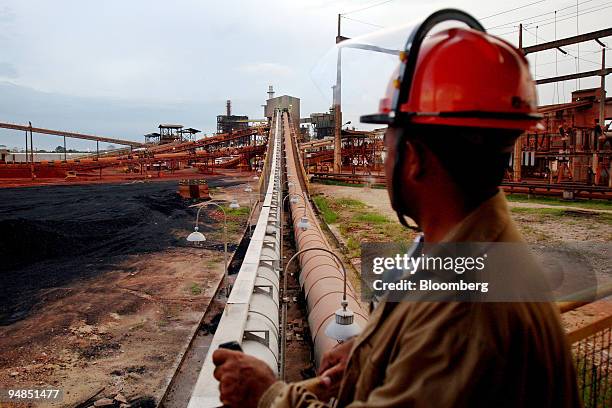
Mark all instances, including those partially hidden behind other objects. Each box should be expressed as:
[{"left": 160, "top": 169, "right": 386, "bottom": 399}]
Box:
[
  {"left": 313, "top": 195, "right": 339, "bottom": 223},
  {"left": 335, "top": 197, "right": 367, "bottom": 209},
  {"left": 346, "top": 236, "right": 360, "bottom": 251},
  {"left": 314, "top": 195, "right": 417, "bottom": 257},
  {"left": 506, "top": 194, "right": 612, "bottom": 211},
  {"left": 190, "top": 282, "right": 202, "bottom": 295},
  {"left": 510, "top": 207, "right": 568, "bottom": 216},
  {"left": 354, "top": 212, "right": 389, "bottom": 223},
  {"left": 223, "top": 206, "right": 250, "bottom": 217}
]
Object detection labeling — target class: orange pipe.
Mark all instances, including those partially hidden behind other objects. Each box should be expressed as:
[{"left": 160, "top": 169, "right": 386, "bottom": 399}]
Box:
[{"left": 282, "top": 113, "right": 367, "bottom": 365}]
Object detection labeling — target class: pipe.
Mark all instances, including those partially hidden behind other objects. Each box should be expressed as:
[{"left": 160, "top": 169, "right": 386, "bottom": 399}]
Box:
[{"left": 281, "top": 111, "right": 367, "bottom": 365}]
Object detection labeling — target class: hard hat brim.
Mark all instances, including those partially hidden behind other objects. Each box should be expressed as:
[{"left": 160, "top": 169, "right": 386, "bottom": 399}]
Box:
[
  {"left": 361, "top": 110, "right": 543, "bottom": 130},
  {"left": 360, "top": 113, "right": 393, "bottom": 124}
]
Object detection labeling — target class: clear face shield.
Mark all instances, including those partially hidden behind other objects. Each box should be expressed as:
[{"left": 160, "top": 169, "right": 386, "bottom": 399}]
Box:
[
  {"left": 311, "top": 21, "right": 413, "bottom": 131},
  {"left": 311, "top": 9, "right": 485, "bottom": 131}
]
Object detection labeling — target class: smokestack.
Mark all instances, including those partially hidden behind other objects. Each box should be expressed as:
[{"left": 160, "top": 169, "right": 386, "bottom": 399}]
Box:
[
  {"left": 268, "top": 85, "right": 275, "bottom": 100},
  {"left": 226, "top": 100, "right": 231, "bottom": 116}
]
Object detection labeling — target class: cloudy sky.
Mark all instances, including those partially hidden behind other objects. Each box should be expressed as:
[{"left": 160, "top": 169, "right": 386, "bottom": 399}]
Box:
[{"left": 0, "top": 0, "right": 610, "bottom": 150}]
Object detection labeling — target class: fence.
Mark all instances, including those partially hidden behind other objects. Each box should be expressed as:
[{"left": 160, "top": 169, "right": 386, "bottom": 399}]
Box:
[{"left": 568, "top": 314, "right": 612, "bottom": 407}]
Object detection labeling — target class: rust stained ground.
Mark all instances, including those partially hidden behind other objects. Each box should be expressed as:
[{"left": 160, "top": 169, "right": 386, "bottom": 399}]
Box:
[{"left": 0, "top": 174, "right": 254, "bottom": 407}]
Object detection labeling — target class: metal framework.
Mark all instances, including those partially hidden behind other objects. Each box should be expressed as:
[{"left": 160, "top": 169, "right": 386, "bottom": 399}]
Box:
[
  {"left": 513, "top": 25, "right": 612, "bottom": 187},
  {"left": 0, "top": 121, "right": 145, "bottom": 147},
  {"left": 522, "top": 28, "right": 612, "bottom": 55}
]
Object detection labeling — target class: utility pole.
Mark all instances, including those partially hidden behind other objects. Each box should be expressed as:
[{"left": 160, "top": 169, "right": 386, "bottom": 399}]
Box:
[
  {"left": 29, "top": 121, "right": 35, "bottom": 180},
  {"left": 334, "top": 14, "right": 344, "bottom": 174},
  {"left": 29, "top": 122, "right": 34, "bottom": 163},
  {"left": 519, "top": 24, "right": 523, "bottom": 49}
]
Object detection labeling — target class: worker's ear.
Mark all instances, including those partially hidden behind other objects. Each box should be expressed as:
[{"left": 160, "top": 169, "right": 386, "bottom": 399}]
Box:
[{"left": 402, "top": 139, "right": 427, "bottom": 183}]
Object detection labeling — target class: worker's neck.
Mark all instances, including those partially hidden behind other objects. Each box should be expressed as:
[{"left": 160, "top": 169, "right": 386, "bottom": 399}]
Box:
[{"left": 417, "top": 191, "right": 473, "bottom": 243}]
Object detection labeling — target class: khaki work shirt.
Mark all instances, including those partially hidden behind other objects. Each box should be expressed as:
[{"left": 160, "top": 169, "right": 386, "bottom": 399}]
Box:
[{"left": 259, "top": 191, "right": 581, "bottom": 408}]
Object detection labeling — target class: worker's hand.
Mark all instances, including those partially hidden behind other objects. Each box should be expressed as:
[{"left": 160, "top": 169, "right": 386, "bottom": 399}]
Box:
[
  {"left": 318, "top": 338, "right": 355, "bottom": 387},
  {"left": 213, "top": 349, "right": 277, "bottom": 408}
]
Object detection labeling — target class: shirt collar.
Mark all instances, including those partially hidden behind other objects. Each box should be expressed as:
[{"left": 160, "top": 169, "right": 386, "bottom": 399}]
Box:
[{"left": 440, "top": 190, "right": 511, "bottom": 243}]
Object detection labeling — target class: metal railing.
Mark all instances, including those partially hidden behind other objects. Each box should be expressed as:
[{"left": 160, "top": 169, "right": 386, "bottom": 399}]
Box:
[
  {"left": 186, "top": 111, "right": 283, "bottom": 408},
  {"left": 568, "top": 314, "right": 612, "bottom": 407}
]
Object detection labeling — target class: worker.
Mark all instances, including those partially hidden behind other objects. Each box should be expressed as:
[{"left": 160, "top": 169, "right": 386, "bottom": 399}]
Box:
[{"left": 212, "top": 9, "right": 581, "bottom": 408}]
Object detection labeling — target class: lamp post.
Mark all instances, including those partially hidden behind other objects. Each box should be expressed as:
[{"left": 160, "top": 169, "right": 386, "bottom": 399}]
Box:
[
  {"left": 244, "top": 184, "right": 253, "bottom": 208},
  {"left": 281, "top": 247, "right": 361, "bottom": 379},
  {"left": 187, "top": 201, "right": 230, "bottom": 296},
  {"left": 283, "top": 180, "right": 294, "bottom": 191}
]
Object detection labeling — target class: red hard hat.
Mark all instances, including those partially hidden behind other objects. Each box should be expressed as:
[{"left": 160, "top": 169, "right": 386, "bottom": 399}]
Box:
[{"left": 361, "top": 10, "right": 542, "bottom": 131}]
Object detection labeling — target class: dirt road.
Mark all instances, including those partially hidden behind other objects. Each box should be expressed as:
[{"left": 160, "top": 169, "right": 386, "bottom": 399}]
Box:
[{"left": 0, "top": 174, "right": 253, "bottom": 406}]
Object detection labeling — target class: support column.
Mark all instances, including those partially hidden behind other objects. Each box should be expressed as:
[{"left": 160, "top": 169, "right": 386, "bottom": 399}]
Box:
[
  {"left": 334, "top": 105, "right": 342, "bottom": 173},
  {"left": 594, "top": 48, "right": 606, "bottom": 186},
  {"left": 29, "top": 122, "right": 35, "bottom": 180},
  {"left": 97, "top": 140, "right": 101, "bottom": 179},
  {"left": 513, "top": 136, "right": 522, "bottom": 182},
  {"left": 29, "top": 122, "right": 34, "bottom": 164},
  {"left": 25, "top": 131, "right": 28, "bottom": 164}
]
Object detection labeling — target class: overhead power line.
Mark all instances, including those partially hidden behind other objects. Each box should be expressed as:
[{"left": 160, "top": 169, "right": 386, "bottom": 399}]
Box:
[
  {"left": 341, "top": 0, "right": 396, "bottom": 16},
  {"left": 340, "top": 15, "right": 385, "bottom": 28},
  {"left": 480, "top": 0, "right": 547, "bottom": 20},
  {"left": 534, "top": 3, "right": 612, "bottom": 28},
  {"left": 518, "top": 1, "right": 612, "bottom": 27},
  {"left": 487, "top": 0, "right": 599, "bottom": 30}
]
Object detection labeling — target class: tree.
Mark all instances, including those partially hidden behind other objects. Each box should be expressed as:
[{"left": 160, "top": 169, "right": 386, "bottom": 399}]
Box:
[{"left": 54, "top": 145, "right": 66, "bottom": 153}]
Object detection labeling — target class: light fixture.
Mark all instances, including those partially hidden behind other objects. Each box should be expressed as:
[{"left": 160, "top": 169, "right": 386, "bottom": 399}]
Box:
[
  {"left": 290, "top": 196, "right": 299, "bottom": 204},
  {"left": 283, "top": 247, "right": 362, "bottom": 349},
  {"left": 187, "top": 202, "right": 229, "bottom": 295},
  {"left": 324, "top": 300, "right": 361, "bottom": 342},
  {"left": 297, "top": 216, "right": 310, "bottom": 231},
  {"left": 229, "top": 199, "right": 240, "bottom": 209},
  {"left": 253, "top": 175, "right": 259, "bottom": 180},
  {"left": 186, "top": 226, "right": 206, "bottom": 242},
  {"left": 245, "top": 186, "right": 253, "bottom": 193}
]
